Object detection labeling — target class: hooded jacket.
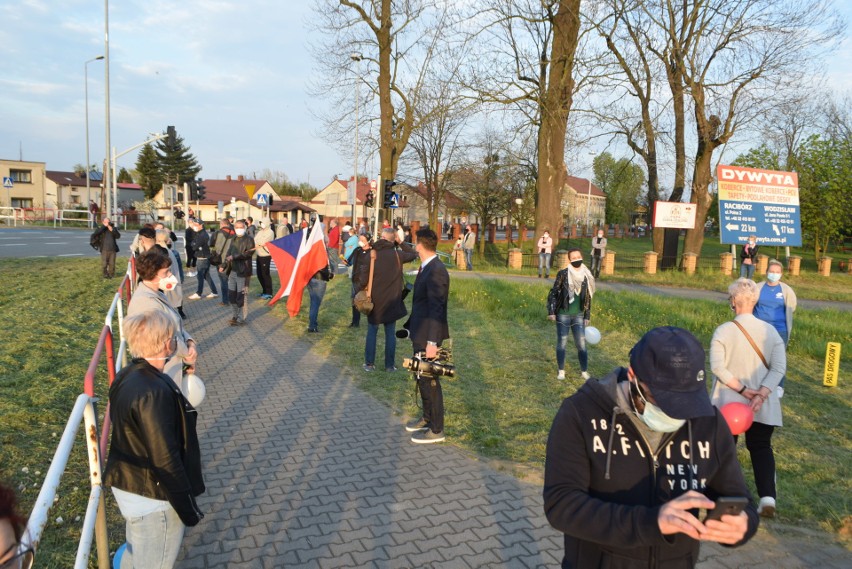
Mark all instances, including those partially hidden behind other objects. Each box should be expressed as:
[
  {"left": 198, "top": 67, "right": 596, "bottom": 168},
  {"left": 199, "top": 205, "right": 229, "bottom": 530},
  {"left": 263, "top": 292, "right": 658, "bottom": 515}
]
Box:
[{"left": 544, "top": 369, "right": 758, "bottom": 569}]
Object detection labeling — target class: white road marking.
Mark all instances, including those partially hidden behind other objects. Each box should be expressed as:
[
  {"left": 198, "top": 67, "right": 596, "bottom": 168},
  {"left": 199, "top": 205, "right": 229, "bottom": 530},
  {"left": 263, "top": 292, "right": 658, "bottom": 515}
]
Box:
[
  {"left": 1, "top": 243, "right": 25, "bottom": 246},
  {"left": 57, "top": 253, "right": 84, "bottom": 257}
]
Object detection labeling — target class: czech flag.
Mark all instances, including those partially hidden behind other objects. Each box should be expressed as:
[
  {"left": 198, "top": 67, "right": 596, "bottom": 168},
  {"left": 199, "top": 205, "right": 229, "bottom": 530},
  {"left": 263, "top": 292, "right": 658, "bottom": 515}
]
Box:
[{"left": 266, "top": 225, "right": 329, "bottom": 316}]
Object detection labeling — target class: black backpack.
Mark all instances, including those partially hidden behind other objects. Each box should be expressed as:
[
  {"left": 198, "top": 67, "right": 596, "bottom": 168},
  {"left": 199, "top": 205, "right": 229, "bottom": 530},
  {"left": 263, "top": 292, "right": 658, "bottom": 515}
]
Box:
[{"left": 90, "top": 230, "right": 103, "bottom": 251}]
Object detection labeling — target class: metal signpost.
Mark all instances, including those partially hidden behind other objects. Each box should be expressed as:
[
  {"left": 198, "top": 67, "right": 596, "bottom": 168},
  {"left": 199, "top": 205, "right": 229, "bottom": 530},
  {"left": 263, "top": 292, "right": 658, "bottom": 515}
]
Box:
[
  {"left": 3, "top": 176, "right": 12, "bottom": 207},
  {"left": 717, "top": 164, "right": 802, "bottom": 247}
]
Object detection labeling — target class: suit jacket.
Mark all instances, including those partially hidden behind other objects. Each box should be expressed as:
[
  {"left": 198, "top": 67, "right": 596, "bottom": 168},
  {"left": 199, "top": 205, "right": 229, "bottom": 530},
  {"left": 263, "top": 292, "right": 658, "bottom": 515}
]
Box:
[{"left": 407, "top": 256, "right": 450, "bottom": 349}]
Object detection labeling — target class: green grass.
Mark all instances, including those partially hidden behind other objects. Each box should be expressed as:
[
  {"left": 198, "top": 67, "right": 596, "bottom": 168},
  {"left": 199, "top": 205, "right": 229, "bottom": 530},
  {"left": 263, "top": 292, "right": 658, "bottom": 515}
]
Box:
[
  {"left": 445, "top": 233, "right": 852, "bottom": 302},
  {"left": 284, "top": 273, "right": 851, "bottom": 538},
  {"left": 1, "top": 257, "right": 849, "bottom": 566}
]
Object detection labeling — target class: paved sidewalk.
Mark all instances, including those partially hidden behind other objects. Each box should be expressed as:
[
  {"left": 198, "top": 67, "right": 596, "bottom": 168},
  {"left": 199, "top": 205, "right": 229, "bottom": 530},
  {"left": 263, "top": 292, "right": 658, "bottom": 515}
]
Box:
[{"left": 175, "top": 280, "right": 850, "bottom": 568}]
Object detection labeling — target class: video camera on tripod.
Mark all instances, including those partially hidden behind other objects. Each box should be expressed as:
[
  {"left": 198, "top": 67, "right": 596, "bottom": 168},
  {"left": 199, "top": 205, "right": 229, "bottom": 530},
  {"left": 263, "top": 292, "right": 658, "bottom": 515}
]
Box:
[{"left": 402, "top": 350, "right": 455, "bottom": 378}]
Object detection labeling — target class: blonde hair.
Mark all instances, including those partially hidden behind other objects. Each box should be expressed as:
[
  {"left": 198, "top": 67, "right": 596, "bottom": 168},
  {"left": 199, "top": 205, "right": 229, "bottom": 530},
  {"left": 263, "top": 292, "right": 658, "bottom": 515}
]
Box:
[
  {"left": 155, "top": 230, "right": 171, "bottom": 246},
  {"left": 728, "top": 278, "right": 759, "bottom": 307},
  {"left": 123, "top": 311, "right": 175, "bottom": 359}
]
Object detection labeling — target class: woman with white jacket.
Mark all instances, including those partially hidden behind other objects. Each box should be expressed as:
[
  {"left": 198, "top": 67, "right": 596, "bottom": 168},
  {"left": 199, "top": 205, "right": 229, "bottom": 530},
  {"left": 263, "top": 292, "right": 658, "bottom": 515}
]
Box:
[{"left": 710, "top": 278, "right": 786, "bottom": 518}]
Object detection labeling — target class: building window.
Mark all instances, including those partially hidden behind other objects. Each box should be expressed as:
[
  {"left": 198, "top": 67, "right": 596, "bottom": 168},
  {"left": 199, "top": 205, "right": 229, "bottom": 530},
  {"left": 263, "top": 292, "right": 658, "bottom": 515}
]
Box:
[
  {"left": 70, "top": 195, "right": 81, "bottom": 204},
  {"left": 12, "top": 198, "right": 33, "bottom": 208},
  {"left": 10, "top": 169, "right": 32, "bottom": 183}
]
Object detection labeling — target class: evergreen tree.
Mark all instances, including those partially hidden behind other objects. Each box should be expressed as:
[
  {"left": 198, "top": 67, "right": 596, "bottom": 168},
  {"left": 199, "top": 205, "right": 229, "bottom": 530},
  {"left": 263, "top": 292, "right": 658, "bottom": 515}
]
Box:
[
  {"left": 117, "top": 167, "right": 134, "bottom": 183},
  {"left": 135, "top": 143, "right": 163, "bottom": 199},
  {"left": 156, "top": 134, "right": 201, "bottom": 186}
]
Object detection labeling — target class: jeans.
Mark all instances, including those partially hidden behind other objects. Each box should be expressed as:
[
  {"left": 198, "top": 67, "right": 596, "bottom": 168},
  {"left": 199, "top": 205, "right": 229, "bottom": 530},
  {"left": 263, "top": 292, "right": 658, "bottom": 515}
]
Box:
[
  {"left": 171, "top": 249, "right": 184, "bottom": 282},
  {"left": 556, "top": 313, "right": 587, "bottom": 372},
  {"left": 735, "top": 422, "right": 776, "bottom": 498},
  {"left": 307, "top": 277, "right": 327, "bottom": 330},
  {"left": 217, "top": 269, "right": 229, "bottom": 303},
  {"left": 740, "top": 262, "right": 755, "bottom": 279},
  {"left": 350, "top": 282, "right": 361, "bottom": 326},
  {"left": 120, "top": 506, "right": 185, "bottom": 569},
  {"left": 194, "top": 258, "right": 218, "bottom": 296},
  {"left": 227, "top": 273, "right": 249, "bottom": 320},
  {"left": 365, "top": 322, "right": 396, "bottom": 368},
  {"left": 101, "top": 251, "right": 116, "bottom": 277},
  {"left": 464, "top": 248, "right": 473, "bottom": 270},
  {"left": 590, "top": 254, "right": 603, "bottom": 278},
  {"left": 256, "top": 256, "right": 273, "bottom": 296},
  {"left": 538, "top": 252, "right": 551, "bottom": 277}
]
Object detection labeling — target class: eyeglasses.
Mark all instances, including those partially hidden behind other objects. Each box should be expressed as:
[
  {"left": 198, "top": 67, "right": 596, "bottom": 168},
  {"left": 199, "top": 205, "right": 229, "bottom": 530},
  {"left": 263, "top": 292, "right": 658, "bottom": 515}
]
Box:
[{"left": 0, "top": 546, "right": 34, "bottom": 569}]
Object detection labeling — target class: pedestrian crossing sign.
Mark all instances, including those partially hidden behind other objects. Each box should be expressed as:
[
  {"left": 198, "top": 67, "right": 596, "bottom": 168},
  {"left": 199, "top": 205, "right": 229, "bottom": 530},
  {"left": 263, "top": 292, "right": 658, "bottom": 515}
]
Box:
[
  {"left": 256, "top": 194, "right": 268, "bottom": 206},
  {"left": 2, "top": 177, "right": 12, "bottom": 189}
]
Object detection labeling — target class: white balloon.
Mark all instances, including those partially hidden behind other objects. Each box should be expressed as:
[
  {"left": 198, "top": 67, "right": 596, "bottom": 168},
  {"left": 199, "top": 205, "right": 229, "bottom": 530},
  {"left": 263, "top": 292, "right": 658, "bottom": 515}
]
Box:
[
  {"left": 585, "top": 326, "right": 602, "bottom": 345},
  {"left": 181, "top": 373, "right": 207, "bottom": 407}
]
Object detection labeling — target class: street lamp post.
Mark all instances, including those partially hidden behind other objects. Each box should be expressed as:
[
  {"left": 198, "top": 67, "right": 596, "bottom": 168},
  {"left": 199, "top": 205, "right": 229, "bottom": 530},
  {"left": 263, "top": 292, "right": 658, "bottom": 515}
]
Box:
[
  {"left": 104, "top": 0, "right": 112, "bottom": 217},
  {"left": 585, "top": 177, "right": 592, "bottom": 236},
  {"left": 85, "top": 55, "right": 104, "bottom": 227},
  {"left": 512, "top": 197, "right": 523, "bottom": 247},
  {"left": 350, "top": 53, "right": 363, "bottom": 226}
]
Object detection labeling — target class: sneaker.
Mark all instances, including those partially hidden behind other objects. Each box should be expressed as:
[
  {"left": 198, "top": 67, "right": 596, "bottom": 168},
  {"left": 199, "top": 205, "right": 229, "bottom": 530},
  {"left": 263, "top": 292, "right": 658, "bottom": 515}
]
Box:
[
  {"left": 757, "top": 497, "right": 776, "bottom": 518},
  {"left": 363, "top": 363, "right": 375, "bottom": 372},
  {"left": 348, "top": 323, "right": 360, "bottom": 328},
  {"left": 405, "top": 417, "right": 429, "bottom": 432},
  {"left": 262, "top": 294, "right": 273, "bottom": 300},
  {"left": 206, "top": 293, "right": 218, "bottom": 298},
  {"left": 228, "top": 317, "right": 238, "bottom": 325},
  {"left": 411, "top": 430, "right": 445, "bottom": 444},
  {"left": 307, "top": 327, "right": 319, "bottom": 333},
  {"left": 219, "top": 302, "right": 229, "bottom": 306},
  {"left": 187, "top": 271, "right": 197, "bottom": 278},
  {"left": 385, "top": 366, "right": 398, "bottom": 373},
  {"left": 581, "top": 371, "right": 591, "bottom": 380},
  {"left": 187, "top": 293, "right": 201, "bottom": 300},
  {"left": 556, "top": 370, "right": 565, "bottom": 380}
]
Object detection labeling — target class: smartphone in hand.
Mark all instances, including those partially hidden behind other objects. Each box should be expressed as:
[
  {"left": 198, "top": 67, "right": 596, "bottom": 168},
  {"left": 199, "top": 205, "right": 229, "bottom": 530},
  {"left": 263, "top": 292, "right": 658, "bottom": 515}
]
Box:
[{"left": 705, "top": 497, "right": 749, "bottom": 522}]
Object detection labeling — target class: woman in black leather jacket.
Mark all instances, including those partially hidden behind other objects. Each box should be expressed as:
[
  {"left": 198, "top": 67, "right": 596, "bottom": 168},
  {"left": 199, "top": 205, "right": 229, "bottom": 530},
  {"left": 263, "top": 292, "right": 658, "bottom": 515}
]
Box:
[{"left": 104, "top": 310, "right": 204, "bottom": 569}]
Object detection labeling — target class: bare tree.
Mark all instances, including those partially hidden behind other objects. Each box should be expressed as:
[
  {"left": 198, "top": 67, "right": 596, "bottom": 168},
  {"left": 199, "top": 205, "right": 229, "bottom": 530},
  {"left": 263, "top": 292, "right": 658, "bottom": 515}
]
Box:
[
  {"left": 641, "top": 0, "right": 844, "bottom": 256},
  {"left": 400, "top": 47, "right": 474, "bottom": 230},
  {"left": 310, "top": 0, "right": 451, "bottom": 225},
  {"left": 461, "top": 0, "right": 583, "bottom": 244}
]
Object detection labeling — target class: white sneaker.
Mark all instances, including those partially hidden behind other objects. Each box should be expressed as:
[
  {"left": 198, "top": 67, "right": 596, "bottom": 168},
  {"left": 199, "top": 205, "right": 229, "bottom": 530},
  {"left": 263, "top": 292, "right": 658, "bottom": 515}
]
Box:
[
  {"left": 556, "top": 370, "right": 565, "bottom": 380},
  {"left": 581, "top": 371, "right": 591, "bottom": 380},
  {"left": 757, "top": 497, "right": 776, "bottom": 518},
  {"left": 187, "top": 271, "right": 197, "bottom": 277},
  {"left": 187, "top": 293, "right": 201, "bottom": 300},
  {"left": 206, "top": 293, "right": 218, "bottom": 299}
]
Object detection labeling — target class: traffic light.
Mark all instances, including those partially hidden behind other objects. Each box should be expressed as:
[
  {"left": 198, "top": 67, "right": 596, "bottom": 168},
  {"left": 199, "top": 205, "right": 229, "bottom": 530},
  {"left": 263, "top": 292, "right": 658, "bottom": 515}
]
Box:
[
  {"left": 365, "top": 190, "right": 374, "bottom": 208},
  {"left": 382, "top": 180, "right": 396, "bottom": 208},
  {"left": 195, "top": 179, "right": 206, "bottom": 201},
  {"left": 166, "top": 125, "right": 176, "bottom": 146},
  {"left": 188, "top": 180, "right": 198, "bottom": 200}
]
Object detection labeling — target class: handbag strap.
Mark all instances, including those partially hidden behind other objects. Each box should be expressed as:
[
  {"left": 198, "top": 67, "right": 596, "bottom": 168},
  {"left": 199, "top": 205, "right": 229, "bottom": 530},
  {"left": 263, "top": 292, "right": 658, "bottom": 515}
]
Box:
[
  {"left": 732, "top": 320, "right": 769, "bottom": 369},
  {"left": 366, "top": 250, "right": 376, "bottom": 297}
]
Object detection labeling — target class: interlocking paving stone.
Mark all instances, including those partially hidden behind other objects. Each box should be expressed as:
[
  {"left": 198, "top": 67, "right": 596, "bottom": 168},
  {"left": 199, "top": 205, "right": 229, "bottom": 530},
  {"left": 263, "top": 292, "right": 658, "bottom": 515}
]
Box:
[{"left": 173, "top": 279, "right": 851, "bottom": 568}]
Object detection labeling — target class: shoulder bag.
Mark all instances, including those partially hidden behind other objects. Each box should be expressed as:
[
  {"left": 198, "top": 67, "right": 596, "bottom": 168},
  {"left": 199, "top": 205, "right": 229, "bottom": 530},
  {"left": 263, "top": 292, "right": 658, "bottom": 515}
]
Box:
[
  {"left": 732, "top": 320, "right": 769, "bottom": 369},
  {"left": 353, "top": 251, "right": 376, "bottom": 314}
]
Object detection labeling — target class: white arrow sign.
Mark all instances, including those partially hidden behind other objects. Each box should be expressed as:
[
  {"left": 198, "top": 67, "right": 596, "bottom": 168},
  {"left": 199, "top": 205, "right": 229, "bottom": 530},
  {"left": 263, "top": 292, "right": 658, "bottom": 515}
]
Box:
[{"left": 725, "top": 223, "right": 739, "bottom": 231}]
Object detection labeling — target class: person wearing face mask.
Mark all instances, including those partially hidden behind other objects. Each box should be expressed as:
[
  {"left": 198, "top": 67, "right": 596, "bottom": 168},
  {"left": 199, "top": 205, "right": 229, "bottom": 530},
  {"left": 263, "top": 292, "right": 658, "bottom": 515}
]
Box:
[
  {"left": 348, "top": 233, "right": 373, "bottom": 327},
  {"left": 220, "top": 219, "right": 256, "bottom": 326},
  {"left": 155, "top": 230, "right": 186, "bottom": 320},
  {"left": 127, "top": 248, "right": 198, "bottom": 385},
  {"left": 104, "top": 311, "right": 205, "bottom": 569},
  {"left": 547, "top": 248, "right": 595, "bottom": 381},
  {"left": 537, "top": 230, "right": 553, "bottom": 278},
  {"left": 754, "top": 259, "right": 797, "bottom": 397},
  {"left": 739, "top": 235, "right": 759, "bottom": 279},
  {"left": 590, "top": 228, "right": 607, "bottom": 278},
  {"left": 710, "top": 278, "right": 786, "bottom": 519},
  {"left": 544, "top": 326, "right": 759, "bottom": 569}
]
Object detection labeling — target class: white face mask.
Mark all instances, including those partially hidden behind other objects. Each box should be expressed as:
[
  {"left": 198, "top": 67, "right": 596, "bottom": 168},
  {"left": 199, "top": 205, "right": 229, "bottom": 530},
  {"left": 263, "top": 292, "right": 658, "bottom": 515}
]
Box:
[
  {"left": 767, "top": 272, "right": 781, "bottom": 283},
  {"left": 158, "top": 274, "right": 179, "bottom": 292},
  {"left": 235, "top": 228, "right": 246, "bottom": 237},
  {"left": 632, "top": 382, "right": 686, "bottom": 433}
]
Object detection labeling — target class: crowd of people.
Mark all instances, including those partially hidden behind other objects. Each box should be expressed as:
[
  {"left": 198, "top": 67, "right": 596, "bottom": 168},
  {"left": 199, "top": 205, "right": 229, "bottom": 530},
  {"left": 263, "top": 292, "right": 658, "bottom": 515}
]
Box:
[{"left": 9, "top": 220, "right": 793, "bottom": 568}]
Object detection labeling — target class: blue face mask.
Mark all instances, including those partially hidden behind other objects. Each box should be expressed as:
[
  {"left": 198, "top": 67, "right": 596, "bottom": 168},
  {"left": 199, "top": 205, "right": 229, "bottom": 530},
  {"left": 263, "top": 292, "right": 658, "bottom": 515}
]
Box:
[
  {"left": 632, "top": 382, "right": 686, "bottom": 433},
  {"left": 767, "top": 273, "right": 781, "bottom": 283}
]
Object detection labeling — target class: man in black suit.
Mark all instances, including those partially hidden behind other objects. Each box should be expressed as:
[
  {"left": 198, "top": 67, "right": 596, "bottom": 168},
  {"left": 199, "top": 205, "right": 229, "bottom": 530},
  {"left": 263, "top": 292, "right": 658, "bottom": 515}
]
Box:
[{"left": 404, "top": 228, "right": 450, "bottom": 444}]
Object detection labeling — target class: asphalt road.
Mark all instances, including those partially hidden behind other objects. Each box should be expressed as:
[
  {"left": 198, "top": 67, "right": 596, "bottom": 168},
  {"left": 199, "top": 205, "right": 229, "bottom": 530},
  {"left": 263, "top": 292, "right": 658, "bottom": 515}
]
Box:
[{"left": 0, "top": 227, "right": 106, "bottom": 258}]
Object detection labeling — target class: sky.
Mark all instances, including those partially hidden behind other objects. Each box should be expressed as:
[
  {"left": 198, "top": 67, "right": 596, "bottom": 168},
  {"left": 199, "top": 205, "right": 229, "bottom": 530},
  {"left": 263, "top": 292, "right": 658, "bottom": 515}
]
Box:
[{"left": 2, "top": 1, "right": 851, "bottom": 188}]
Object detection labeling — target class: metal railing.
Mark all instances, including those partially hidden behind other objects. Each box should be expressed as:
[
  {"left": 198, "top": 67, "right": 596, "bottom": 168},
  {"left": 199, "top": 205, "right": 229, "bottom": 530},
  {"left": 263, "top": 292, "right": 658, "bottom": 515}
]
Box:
[
  {"left": 0, "top": 206, "right": 17, "bottom": 226},
  {"left": 21, "top": 258, "right": 135, "bottom": 569}
]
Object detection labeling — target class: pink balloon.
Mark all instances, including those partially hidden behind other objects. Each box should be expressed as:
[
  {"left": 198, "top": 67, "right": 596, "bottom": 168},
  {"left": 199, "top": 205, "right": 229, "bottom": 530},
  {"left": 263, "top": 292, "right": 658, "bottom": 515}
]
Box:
[{"left": 720, "top": 402, "right": 754, "bottom": 435}]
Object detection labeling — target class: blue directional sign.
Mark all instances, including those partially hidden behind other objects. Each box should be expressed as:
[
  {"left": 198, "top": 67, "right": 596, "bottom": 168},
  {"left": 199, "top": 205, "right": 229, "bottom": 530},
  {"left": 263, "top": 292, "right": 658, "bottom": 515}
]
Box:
[
  {"left": 255, "top": 194, "right": 268, "bottom": 207},
  {"left": 717, "top": 165, "right": 802, "bottom": 247},
  {"left": 2, "top": 177, "right": 12, "bottom": 189}
]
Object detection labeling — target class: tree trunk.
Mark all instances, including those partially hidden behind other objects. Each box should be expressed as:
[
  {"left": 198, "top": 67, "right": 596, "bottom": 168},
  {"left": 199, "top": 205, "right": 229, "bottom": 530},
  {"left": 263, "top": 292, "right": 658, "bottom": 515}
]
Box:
[
  {"left": 534, "top": 0, "right": 581, "bottom": 245},
  {"left": 683, "top": 142, "right": 715, "bottom": 256}
]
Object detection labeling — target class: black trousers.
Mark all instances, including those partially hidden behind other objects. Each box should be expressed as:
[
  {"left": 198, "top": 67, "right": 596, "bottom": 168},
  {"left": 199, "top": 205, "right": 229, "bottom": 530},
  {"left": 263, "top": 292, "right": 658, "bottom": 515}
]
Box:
[
  {"left": 734, "top": 421, "right": 776, "bottom": 498},
  {"left": 256, "top": 256, "right": 273, "bottom": 295},
  {"left": 413, "top": 343, "right": 443, "bottom": 434},
  {"left": 101, "top": 250, "right": 116, "bottom": 277},
  {"left": 186, "top": 248, "right": 196, "bottom": 268}
]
